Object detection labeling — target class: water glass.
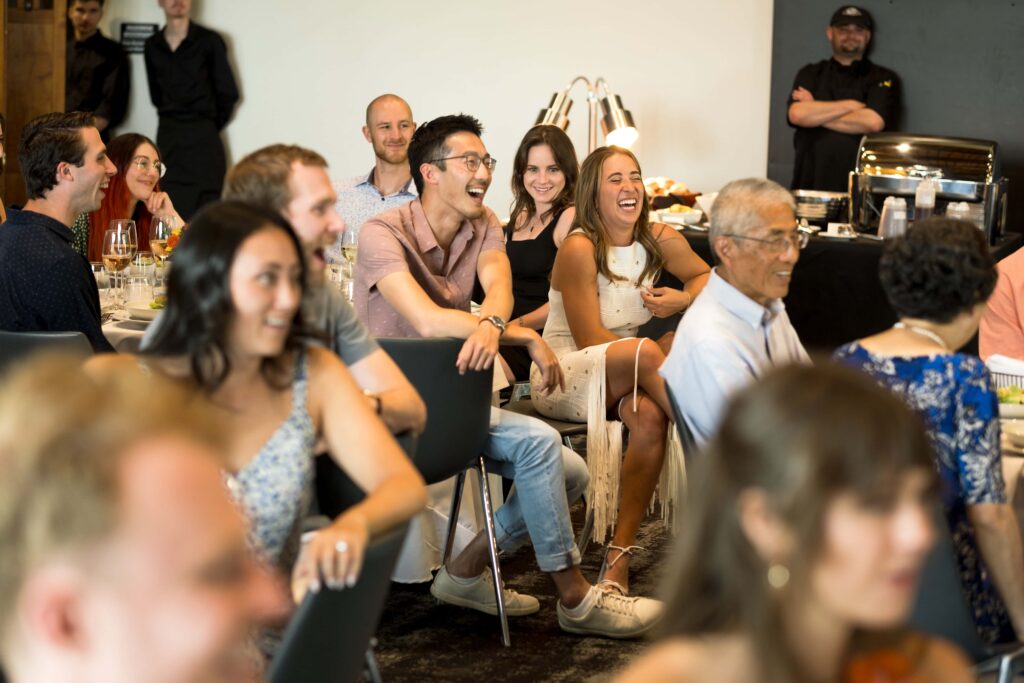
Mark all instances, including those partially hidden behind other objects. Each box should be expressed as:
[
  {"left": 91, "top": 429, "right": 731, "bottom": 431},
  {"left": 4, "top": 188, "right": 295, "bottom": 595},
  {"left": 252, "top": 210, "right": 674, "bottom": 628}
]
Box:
[
  {"left": 90, "top": 262, "right": 116, "bottom": 314},
  {"left": 124, "top": 275, "right": 153, "bottom": 305},
  {"left": 131, "top": 251, "right": 156, "bottom": 282}
]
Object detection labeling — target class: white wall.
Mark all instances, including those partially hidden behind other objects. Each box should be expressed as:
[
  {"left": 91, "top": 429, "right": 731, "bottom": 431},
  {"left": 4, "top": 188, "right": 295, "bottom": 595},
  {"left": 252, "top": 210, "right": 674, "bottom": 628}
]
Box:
[{"left": 101, "top": 0, "right": 774, "bottom": 216}]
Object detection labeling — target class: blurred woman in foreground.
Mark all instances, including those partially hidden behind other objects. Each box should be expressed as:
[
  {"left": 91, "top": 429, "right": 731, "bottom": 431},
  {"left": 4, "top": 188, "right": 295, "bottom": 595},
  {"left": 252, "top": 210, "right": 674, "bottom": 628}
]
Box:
[
  {"left": 90, "top": 201, "right": 425, "bottom": 598},
  {"left": 617, "top": 363, "right": 971, "bottom": 683}
]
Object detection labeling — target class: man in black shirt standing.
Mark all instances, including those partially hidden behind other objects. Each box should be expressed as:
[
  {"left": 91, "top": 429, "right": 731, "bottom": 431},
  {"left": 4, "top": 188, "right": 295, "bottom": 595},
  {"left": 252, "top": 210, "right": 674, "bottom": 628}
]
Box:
[
  {"left": 143, "top": 0, "right": 239, "bottom": 220},
  {"left": 788, "top": 5, "right": 900, "bottom": 192},
  {"left": 0, "top": 112, "right": 116, "bottom": 352},
  {"left": 66, "top": 0, "right": 129, "bottom": 143}
]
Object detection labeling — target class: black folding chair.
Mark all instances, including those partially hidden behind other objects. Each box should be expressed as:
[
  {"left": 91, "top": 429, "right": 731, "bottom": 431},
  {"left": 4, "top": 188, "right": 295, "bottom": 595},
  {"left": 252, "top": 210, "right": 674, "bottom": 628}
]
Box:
[
  {"left": 908, "top": 505, "right": 1024, "bottom": 683},
  {"left": 268, "top": 525, "right": 409, "bottom": 683},
  {"left": 665, "top": 383, "right": 700, "bottom": 463},
  {"left": 0, "top": 330, "right": 92, "bottom": 375},
  {"left": 375, "top": 337, "right": 512, "bottom": 646}
]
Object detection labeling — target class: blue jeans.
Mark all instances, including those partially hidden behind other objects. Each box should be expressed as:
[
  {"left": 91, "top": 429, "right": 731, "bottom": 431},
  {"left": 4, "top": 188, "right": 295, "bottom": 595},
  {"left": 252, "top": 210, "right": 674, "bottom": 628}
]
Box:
[{"left": 485, "top": 407, "right": 588, "bottom": 573}]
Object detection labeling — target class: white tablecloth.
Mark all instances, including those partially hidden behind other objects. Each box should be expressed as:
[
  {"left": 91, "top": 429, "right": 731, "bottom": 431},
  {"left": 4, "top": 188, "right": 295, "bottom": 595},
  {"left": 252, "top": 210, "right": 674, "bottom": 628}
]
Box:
[{"left": 102, "top": 317, "right": 150, "bottom": 352}]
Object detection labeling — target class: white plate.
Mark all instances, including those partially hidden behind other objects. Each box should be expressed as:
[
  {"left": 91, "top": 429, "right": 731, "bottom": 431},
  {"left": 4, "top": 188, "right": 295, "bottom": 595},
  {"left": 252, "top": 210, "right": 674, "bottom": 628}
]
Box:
[
  {"left": 1001, "top": 404, "right": 1024, "bottom": 419},
  {"left": 818, "top": 231, "right": 857, "bottom": 240},
  {"left": 656, "top": 210, "right": 702, "bottom": 226},
  {"left": 125, "top": 301, "right": 159, "bottom": 322}
]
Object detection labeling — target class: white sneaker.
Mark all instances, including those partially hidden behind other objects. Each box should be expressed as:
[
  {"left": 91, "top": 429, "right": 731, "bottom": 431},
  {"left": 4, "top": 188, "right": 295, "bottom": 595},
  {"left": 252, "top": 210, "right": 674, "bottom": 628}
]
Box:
[
  {"left": 557, "top": 586, "right": 662, "bottom": 639},
  {"left": 430, "top": 566, "right": 540, "bottom": 616}
]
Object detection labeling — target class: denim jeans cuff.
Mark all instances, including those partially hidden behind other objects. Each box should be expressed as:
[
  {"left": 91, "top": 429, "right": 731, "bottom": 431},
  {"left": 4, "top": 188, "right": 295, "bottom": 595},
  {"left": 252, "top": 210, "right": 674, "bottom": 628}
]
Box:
[{"left": 535, "top": 546, "right": 581, "bottom": 574}]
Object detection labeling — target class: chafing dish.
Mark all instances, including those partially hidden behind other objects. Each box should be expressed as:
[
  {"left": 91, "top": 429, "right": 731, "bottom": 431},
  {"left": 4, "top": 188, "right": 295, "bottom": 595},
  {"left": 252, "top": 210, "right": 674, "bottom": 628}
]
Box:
[{"left": 848, "top": 133, "right": 1008, "bottom": 243}]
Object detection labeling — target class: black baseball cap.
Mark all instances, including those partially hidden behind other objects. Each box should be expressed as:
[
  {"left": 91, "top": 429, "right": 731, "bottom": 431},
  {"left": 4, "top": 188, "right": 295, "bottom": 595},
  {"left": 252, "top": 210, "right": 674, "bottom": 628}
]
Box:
[{"left": 830, "top": 5, "right": 874, "bottom": 30}]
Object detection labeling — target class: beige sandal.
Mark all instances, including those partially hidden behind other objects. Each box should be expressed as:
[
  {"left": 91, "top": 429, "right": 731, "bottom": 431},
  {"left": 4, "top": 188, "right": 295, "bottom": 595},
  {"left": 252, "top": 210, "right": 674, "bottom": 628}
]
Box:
[{"left": 597, "top": 544, "right": 644, "bottom": 596}]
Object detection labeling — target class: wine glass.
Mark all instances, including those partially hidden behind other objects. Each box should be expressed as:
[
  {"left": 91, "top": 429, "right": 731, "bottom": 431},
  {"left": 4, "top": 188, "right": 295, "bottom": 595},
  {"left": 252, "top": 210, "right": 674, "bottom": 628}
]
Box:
[
  {"left": 89, "top": 262, "right": 115, "bottom": 316},
  {"left": 150, "top": 216, "right": 174, "bottom": 265},
  {"left": 340, "top": 230, "right": 359, "bottom": 278},
  {"left": 102, "top": 221, "right": 137, "bottom": 307}
]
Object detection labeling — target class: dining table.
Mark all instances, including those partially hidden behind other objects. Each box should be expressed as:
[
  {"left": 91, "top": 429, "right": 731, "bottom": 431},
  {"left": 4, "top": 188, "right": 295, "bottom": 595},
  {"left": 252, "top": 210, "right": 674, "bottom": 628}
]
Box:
[{"left": 642, "top": 228, "right": 1024, "bottom": 353}]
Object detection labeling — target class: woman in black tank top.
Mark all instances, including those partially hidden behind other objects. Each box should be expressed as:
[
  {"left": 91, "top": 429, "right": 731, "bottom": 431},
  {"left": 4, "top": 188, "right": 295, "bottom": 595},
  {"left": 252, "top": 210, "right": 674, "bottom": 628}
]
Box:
[{"left": 501, "top": 125, "right": 579, "bottom": 380}]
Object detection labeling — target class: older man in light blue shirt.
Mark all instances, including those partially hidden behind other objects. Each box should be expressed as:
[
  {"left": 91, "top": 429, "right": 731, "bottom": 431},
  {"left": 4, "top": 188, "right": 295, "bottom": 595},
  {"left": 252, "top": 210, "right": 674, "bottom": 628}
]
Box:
[
  {"left": 660, "top": 178, "right": 810, "bottom": 445},
  {"left": 328, "top": 94, "right": 418, "bottom": 264}
]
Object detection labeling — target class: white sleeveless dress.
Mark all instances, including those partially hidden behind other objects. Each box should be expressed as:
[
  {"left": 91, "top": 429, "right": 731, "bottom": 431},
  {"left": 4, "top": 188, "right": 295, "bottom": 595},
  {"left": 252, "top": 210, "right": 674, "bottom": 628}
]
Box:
[{"left": 530, "top": 237, "right": 684, "bottom": 542}]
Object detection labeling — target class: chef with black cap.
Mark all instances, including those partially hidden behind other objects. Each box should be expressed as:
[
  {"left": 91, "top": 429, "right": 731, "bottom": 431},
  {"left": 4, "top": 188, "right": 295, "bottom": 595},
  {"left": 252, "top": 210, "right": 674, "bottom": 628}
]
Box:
[{"left": 787, "top": 5, "right": 901, "bottom": 192}]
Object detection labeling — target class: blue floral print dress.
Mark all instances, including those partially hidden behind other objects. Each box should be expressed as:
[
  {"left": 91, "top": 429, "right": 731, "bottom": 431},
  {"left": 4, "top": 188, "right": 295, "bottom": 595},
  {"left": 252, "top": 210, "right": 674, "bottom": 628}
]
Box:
[{"left": 834, "top": 343, "right": 1014, "bottom": 645}]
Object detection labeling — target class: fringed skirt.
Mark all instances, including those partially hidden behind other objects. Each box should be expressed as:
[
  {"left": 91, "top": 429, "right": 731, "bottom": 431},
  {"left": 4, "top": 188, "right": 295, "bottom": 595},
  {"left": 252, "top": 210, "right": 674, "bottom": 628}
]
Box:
[{"left": 530, "top": 337, "right": 686, "bottom": 543}]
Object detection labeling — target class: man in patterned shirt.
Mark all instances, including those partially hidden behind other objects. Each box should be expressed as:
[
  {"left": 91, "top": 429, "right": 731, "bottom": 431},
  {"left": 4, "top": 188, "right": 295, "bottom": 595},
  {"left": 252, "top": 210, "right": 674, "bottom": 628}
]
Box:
[
  {"left": 0, "top": 112, "right": 116, "bottom": 351},
  {"left": 328, "top": 94, "right": 417, "bottom": 264}
]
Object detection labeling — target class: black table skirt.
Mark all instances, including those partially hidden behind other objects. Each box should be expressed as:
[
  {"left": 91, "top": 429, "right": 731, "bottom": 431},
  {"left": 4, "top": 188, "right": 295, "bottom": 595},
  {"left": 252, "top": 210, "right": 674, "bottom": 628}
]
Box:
[{"left": 643, "top": 230, "right": 1023, "bottom": 354}]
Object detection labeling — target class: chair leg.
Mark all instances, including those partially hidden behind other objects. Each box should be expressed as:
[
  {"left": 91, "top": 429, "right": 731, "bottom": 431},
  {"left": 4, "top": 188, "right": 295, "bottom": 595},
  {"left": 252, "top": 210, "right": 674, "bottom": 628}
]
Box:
[
  {"left": 563, "top": 435, "right": 575, "bottom": 450},
  {"left": 577, "top": 494, "right": 594, "bottom": 558},
  {"left": 476, "top": 456, "right": 511, "bottom": 647},
  {"left": 440, "top": 470, "right": 467, "bottom": 567},
  {"left": 364, "top": 639, "right": 382, "bottom": 683}
]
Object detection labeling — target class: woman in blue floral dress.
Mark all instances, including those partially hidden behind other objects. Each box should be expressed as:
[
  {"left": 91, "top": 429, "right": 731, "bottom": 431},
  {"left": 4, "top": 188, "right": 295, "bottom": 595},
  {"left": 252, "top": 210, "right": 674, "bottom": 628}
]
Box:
[{"left": 835, "top": 217, "right": 1024, "bottom": 645}]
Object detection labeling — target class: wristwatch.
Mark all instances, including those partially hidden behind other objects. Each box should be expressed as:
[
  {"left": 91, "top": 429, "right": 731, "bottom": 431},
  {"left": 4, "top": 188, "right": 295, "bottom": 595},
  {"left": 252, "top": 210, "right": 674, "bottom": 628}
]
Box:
[{"left": 481, "top": 315, "right": 507, "bottom": 335}]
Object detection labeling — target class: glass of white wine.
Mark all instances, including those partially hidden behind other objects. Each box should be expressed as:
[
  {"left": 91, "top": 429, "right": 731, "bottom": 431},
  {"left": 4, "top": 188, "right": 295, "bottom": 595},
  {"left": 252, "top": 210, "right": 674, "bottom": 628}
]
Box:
[
  {"left": 150, "top": 216, "right": 174, "bottom": 264},
  {"left": 103, "top": 221, "right": 137, "bottom": 307},
  {"left": 341, "top": 230, "right": 359, "bottom": 278}
]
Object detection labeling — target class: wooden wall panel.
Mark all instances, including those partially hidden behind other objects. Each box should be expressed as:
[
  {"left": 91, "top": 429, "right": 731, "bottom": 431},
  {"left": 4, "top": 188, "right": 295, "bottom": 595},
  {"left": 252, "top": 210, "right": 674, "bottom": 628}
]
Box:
[{"left": 3, "top": 0, "right": 67, "bottom": 208}]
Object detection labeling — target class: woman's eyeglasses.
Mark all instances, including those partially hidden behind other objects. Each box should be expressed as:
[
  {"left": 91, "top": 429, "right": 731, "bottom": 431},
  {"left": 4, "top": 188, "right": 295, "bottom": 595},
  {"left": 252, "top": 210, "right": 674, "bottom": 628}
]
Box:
[{"left": 131, "top": 157, "right": 167, "bottom": 178}]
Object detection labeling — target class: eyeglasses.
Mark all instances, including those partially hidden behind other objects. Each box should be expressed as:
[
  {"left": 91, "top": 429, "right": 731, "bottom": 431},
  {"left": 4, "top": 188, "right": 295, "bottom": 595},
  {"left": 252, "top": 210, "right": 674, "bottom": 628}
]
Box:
[
  {"left": 131, "top": 156, "right": 167, "bottom": 178},
  {"left": 428, "top": 153, "right": 497, "bottom": 173},
  {"left": 722, "top": 229, "right": 809, "bottom": 254}
]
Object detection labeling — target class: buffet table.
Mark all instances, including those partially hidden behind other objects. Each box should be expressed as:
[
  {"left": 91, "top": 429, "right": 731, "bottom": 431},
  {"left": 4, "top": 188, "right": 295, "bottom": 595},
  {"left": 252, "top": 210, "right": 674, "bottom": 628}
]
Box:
[{"left": 650, "top": 230, "right": 1023, "bottom": 352}]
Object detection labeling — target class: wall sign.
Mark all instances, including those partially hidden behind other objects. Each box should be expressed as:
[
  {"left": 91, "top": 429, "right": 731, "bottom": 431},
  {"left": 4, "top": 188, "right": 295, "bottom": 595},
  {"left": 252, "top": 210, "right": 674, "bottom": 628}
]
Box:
[{"left": 120, "top": 23, "right": 158, "bottom": 54}]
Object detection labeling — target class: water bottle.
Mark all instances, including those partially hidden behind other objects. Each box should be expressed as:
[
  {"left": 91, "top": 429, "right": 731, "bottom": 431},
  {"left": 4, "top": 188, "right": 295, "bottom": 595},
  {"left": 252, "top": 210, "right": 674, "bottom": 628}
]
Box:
[
  {"left": 891, "top": 198, "right": 908, "bottom": 238},
  {"left": 878, "top": 196, "right": 895, "bottom": 237},
  {"left": 914, "top": 178, "right": 936, "bottom": 222}
]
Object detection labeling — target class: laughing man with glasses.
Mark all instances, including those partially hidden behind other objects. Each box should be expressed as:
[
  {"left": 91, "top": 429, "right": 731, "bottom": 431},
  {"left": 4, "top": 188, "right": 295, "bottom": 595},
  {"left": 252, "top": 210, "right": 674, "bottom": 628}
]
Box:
[
  {"left": 660, "top": 177, "right": 810, "bottom": 445},
  {"left": 353, "top": 114, "right": 663, "bottom": 638}
]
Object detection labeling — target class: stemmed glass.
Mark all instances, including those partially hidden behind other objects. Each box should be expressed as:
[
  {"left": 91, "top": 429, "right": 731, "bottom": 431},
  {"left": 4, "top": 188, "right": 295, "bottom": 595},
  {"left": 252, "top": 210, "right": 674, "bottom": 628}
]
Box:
[
  {"left": 102, "top": 220, "right": 137, "bottom": 307},
  {"left": 340, "top": 230, "right": 359, "bottom": 279},
  {"left": 150, "top": 216, "right": 174, "bottom": 265}
]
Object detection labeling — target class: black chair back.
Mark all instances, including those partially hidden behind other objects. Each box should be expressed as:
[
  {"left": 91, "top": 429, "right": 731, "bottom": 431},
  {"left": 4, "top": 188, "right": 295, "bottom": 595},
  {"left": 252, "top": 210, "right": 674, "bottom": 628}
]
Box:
[
  {"left": 316, "top": 433, "right": 418, "bottom": 518},
  {"left": 268, "top": 525, "right": 409, "bottom": 683},
  {"left": 665, "top": 383, "right": 699, "bottom": 463},
  {"left": 377, "top": 337, "right": 491, "bottom": 484},
  {"left": 908, "top": 504, "right": 992, "bottom": 662},
  {"left": 0, "top": 330, "right": 92, "bottom": 375}
]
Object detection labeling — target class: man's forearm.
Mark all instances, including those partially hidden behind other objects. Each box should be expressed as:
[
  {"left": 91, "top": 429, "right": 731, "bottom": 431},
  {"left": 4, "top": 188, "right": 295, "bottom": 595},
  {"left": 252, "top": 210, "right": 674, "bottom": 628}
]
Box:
[
  {"left": 788, "top": 99, "right": 864, "bottom": 128},
  {"left": 477, "top": 289, "right": 513, "bottom": 323},
  {"left": 823, "top": 107, "right": 885, "bottom": 134}
]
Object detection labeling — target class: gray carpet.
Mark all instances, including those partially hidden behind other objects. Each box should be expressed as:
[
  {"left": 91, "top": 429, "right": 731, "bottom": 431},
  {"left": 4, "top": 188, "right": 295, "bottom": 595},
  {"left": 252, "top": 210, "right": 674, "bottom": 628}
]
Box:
[{"left": 373, "top": 506, "right": 673, "bottom": 682}]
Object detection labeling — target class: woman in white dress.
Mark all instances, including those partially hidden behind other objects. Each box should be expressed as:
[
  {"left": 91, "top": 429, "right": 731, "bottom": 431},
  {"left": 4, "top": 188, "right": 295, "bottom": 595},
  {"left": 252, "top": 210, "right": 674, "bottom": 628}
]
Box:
[{"left": 532, "top": 146, "right": 710, "bottom": 594}]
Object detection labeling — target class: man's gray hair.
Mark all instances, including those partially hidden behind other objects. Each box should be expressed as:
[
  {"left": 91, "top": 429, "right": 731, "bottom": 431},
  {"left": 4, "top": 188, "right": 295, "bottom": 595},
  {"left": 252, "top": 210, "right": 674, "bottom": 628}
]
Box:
[{"left": 709, "top": 178, "right": 795, "bottom": 245}]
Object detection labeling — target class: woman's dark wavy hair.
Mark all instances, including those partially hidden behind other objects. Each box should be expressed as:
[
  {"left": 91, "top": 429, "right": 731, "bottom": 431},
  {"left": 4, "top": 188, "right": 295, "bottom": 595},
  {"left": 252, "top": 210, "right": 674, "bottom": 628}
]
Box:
[
  {"left": 143, "top": 200, "right": 313, "bottom": 394},
  {"left": 659, "top": 362, "right": 936, "bottom": 683},
  {"left": 880, "top": 217, "right": 997, "bottom": 323},
  {"left": 509, "top": 125, "right": 578, "bottom": 232}
]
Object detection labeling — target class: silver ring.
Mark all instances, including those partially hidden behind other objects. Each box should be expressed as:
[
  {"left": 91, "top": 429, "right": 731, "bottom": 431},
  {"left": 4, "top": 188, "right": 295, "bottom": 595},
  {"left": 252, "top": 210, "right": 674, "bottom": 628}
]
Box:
[{"left": 335, "top": 540, "right": 349, "bottom": 553}]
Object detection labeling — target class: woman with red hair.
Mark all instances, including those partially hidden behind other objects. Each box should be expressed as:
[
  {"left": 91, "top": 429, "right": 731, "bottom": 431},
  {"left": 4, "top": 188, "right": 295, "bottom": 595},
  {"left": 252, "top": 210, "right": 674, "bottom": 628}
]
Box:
[{"left": 71, "top": 133, "right": 184, "bottom": 261}]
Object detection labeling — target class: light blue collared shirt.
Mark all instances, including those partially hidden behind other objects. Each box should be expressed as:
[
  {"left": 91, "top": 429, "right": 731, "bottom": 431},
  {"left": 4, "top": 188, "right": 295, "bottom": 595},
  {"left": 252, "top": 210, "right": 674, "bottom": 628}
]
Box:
[
  {"left": 327, "top": 169, "right": 417, "bottom": 264},
  {"left": 659, "top": 269, "right": 809, "bottom": 445}
]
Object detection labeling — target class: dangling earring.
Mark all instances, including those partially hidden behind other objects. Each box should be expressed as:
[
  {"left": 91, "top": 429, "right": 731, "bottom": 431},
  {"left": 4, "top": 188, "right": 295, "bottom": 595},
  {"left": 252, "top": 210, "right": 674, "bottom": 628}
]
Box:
[{"left": 767, "top": 563, "right": 790, "bottom": 589}]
